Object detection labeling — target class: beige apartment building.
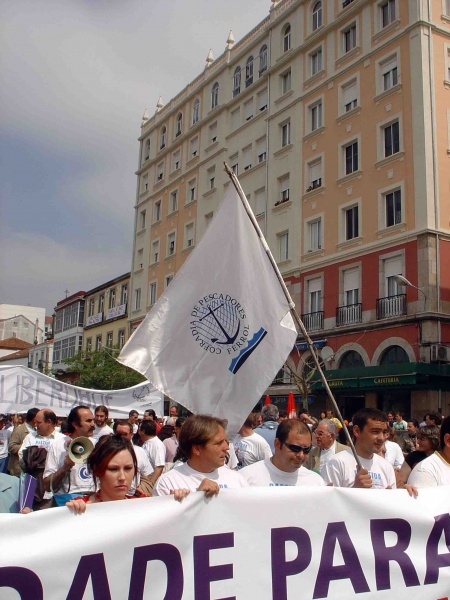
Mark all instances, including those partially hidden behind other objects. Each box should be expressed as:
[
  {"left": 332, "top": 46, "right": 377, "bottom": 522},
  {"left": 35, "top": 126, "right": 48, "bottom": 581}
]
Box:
[
  {"left": 84, "top": 273, "right": 130, "bottom": 353},
  {"left": 130, "top": 0, "right": 450, "bottom": 420}
]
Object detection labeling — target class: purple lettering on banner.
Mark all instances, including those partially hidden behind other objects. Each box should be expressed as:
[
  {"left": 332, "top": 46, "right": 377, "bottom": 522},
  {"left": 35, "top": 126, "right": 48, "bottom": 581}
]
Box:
[
  {"left": 128, "top": 543, "right": 183, "bottom": 600},
  {"left": 66, "top": 553, "right": 111, "bottom": 600},
  {"left": 313, "top": 522, "right": 370, "bottom": 599},
  {"left": 425, "top": 513, "right": 450, "bottom": 585},
  {"left": 0, "top": 566, "right": 43, "bottom": 599},
  {"left": 193, "top": 532, "right": 235, "bottom": 600},
  {"left": 370, "top": 518, "right": 420, "bottom": 590},
  {"left": 271, "top": 527, "right": 312, "bottom": 600}
]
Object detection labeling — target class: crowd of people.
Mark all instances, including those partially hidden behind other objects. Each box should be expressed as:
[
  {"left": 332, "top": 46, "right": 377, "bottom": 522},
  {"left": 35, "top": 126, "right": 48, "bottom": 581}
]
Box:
[{"left": 0, "top": 402, "right": 449, "bottom": 514}]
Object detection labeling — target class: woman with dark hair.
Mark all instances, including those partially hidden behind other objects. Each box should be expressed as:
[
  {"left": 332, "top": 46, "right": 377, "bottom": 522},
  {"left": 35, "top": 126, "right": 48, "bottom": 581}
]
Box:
[{"left": 397, "top": 425, "right": 440, "bottom": 486}]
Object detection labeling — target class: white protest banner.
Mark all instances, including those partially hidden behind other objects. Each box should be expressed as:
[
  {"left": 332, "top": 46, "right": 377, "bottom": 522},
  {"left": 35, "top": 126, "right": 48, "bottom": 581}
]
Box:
[
  {"left": 0, "top": 365, "right": 163, "bottom": 418},
  {"left": 1, "top": 486, "right": 449, "bottom": 599},
  {"left": 118, "top": 184, "right": 297, "bottom": 435}
]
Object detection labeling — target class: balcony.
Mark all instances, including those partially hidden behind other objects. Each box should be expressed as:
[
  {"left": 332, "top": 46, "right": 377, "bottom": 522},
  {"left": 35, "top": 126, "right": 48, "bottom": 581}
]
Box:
[
  {"left": 336, "top": 303, "right": 362, "bottom": 326},
  {"left": 376, "top": 294, "right": 406, "bottom": 320},
  {"left": 301, "top": 311, "right": 324, "bottom": 331}
]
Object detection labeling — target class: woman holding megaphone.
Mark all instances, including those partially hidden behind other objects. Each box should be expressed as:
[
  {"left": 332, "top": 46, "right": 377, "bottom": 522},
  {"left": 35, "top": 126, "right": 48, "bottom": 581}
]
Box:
[{"left": 67, "top": 435, "right": 189, "bottom": 513}]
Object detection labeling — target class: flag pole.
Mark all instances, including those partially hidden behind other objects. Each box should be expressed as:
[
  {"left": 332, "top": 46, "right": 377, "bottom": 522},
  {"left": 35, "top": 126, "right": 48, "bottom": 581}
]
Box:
[{"left": 224, "top": 163, "right": 362, "bottom": 469}]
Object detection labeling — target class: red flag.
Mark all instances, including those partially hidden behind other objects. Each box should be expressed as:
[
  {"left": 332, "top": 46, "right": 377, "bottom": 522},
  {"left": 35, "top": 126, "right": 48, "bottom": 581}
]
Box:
[
  {"left": 287, "top": 392, "right": 296, "bottom": 419},
  {"left": 264, "top": 395, "right": 271, "bottom": 406}
]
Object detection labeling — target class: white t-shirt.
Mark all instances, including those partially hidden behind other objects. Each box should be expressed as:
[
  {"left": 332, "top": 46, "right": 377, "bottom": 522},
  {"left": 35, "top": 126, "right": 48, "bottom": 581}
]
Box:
[
  {"left": 322, "top": 449, "right": 396, "bottom": 489},
  {"left": 408, "top": 452, "right": 450, "bottom": 487},
  {"left": 43, "top": 436, "right": 96, "bottom": 495},
  {"left": 240, "top": 458, "right": 325, "bottom": 487},
  {"left": 153, "top": 462, "right": 249, "bottom": 496},
  {"left": 319, "top": 442, "right": 337, "bottom": 472},
  {"left": 385, "top": 440, "right": 404, "bottom": 468},
  {"left": 142, "top": 437, "right": 166, "bottom": 468},
  {"left": 233, "top": 432, "right": 272, "bottom": 468},
  {"left": 128, "top": 445, "right": 153, "bottom": 495},
  {"left": 19, "top": 430, "right": 65, "bottom": 460},
  {"left": 92, "top": 424, "right": 113, "bottom": 441},
  {"left": 0, "top": 428, "right": 12, "bottom": 460}
]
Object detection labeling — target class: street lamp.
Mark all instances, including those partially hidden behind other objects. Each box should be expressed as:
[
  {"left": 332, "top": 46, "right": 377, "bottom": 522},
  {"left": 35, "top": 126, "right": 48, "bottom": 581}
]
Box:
[{"left": 393, "top": 275, "right": 427, "bottom": 310}]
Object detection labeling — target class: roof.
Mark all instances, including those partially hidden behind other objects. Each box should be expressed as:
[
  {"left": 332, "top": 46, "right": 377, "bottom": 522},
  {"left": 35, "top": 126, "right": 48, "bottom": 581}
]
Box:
[
  {"left": 0, "top": 338, "right": 34, "bottom": 350},
  {"left": 0, "top": 348, "right": 31, "bottom": 362}
]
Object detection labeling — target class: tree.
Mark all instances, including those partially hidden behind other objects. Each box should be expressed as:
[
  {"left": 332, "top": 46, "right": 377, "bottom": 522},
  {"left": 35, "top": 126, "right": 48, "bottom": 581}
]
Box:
[{"left": 65, "top": 347, "right": 146, "bottom": 390}]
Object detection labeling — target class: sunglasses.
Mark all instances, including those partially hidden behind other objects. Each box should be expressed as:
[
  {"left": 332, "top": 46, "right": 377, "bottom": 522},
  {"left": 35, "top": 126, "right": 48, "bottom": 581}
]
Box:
[{"left": 283, "top": 442, "right": 312, "bottom": 454}]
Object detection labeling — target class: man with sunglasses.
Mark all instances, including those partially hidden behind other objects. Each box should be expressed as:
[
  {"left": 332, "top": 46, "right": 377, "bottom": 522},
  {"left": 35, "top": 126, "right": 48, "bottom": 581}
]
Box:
[{"left": 240, "top": 419, "right": 324, "bottom": 487}]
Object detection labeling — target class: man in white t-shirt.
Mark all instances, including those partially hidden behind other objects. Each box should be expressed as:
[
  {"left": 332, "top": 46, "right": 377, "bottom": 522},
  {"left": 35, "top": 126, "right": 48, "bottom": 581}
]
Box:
[
  {"left": 43, "top": 405, "right": 96, "bottom": 503},
  {"left": 139, "top": 420, "right": 165, "bottom": 487},
  {"left": 114, "top": 420, "right": 153, "bottom": 495},
  {"left": 0, "top": 416, "right": 12, "bottom": 474},
  {"left": 305, "top": 419, "right": 347, "bottom": 475},
  {"left": 19, "top": 409, "right": 65, "bottom": 460},
  {"left": 409, "top": 416, "right": 450, "bottom": 487},
  {"left": 240, "top": 419, "right": 324, "bottom": 487},
  {"left": 233, "top": 413, "right": 272, "bottom": 468},
  {"left": 153, "top": 415, "right": 248, "bottom": 497},
  {"left": 323, "top": 408, "right": 396, "bottom": 489},
  {"left": 92, "top": 405, "right": 114, "bottom": 440}
]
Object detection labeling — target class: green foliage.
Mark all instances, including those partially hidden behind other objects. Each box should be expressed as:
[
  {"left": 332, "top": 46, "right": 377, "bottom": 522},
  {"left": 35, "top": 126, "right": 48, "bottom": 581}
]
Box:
[{"left": 65, "top": 347, "right": 146, "bottom": 390}]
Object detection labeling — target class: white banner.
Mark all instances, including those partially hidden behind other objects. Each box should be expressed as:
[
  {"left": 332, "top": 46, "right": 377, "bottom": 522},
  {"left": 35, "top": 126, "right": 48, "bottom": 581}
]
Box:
[
  {"left": 0, "top": 366, "right": 163, "bottom": 418},
  {"left": 1, "top": 486, "right": 449, "bottom": 599}
]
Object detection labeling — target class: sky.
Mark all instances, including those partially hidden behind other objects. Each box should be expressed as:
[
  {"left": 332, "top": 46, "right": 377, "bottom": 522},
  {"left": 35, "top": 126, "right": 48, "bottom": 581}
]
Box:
[{"left": 0, "top": 0, "right": 271, "bottom": 314}]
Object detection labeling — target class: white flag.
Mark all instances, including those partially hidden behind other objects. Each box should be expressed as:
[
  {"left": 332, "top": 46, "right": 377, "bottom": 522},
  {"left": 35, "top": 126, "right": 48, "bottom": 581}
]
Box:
[{"left": 118, "top": 184, "right": 297, "bottom": 434}]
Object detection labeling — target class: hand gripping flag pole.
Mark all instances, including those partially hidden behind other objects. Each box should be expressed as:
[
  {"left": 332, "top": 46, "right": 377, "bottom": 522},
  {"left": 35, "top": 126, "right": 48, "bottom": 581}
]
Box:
[{"left": 225, "top": 163, "right": 362, "bottom": 469}]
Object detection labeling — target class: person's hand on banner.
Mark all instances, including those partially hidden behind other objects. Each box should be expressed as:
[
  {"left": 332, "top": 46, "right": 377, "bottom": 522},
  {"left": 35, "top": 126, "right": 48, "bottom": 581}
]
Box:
[
  {"left": 170, "top": 488, "right": 191, "bottom": 502},
  {"left": 66, "top": 499, "right": 87, "bottom": 514},
  {"left": 197, "top": 478, "right": 220, "bottom": 497},
  {"left": 353, "top": 465, "right": 372, "bottom": 488}
]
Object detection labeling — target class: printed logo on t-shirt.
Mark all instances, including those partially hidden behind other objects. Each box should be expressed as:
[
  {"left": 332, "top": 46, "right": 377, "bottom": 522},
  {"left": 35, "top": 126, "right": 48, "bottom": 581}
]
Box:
[{"left": 79, "top": 466, "right": 90, "bottom": 481}]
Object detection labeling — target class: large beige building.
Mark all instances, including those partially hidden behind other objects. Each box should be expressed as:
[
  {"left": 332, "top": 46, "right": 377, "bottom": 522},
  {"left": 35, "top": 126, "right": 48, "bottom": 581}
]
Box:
[{"left": 129, "top": 0, "right": 450, "bottom": 419}]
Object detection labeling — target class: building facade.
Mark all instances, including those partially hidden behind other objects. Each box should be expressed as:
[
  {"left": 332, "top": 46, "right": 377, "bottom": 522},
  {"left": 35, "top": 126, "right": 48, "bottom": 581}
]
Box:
[
  {"left": 129, "top": 0, "right": 450, "bottom": 420},
  {"left": 83, "top": 273, "right": 130, "bottom": 353},
  {"left": 52, "top": 292, "right": 85, "bottom": 373}
]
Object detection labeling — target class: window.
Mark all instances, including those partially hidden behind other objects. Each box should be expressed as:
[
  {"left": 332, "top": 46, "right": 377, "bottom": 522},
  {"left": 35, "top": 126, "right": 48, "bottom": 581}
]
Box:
[
  {"left": 156, "top": 162, "right": 164, "bottom": 182},
  {"left": 310, "top": 48, "right": 323, "bottom": 76},
  {"left": 307, "top": 159, "right": 322, "bottom": 190},
  {"left": 258, "top": 88, "right": 268, "bottom": 111},
  {"left": 342, "top": 80, "right": 358, "bottom": 112},
  {"left": 345, "top": 205, "right": 359, "bottom": 239},
  {"left": 255, "top": 188, "right": 266, "bottom": 216},
  {"left": 281, "top": 121, "right": 291, "bottom": 147},
  {"left": 281, "top": 69, "right": 291, "bottom": 94},
  {"left": 140, "top": 210, "right": 146, "bottom": 230},
  {"left": 257, "top": 138, "right": 267, "bottom": 163},
  {"left": 245, "top": 56, "right": 254, "bottom": 87},
  {"left": 134, "top": 289, "right": 141, "bottom": 311},
  {"left": 95, "top": 335, "right": 102, "bottom": 352},
  {"left": 205, "top": 212, "right": 214, "bottom": 228},
  {"left": 243, "top": 146, "right": 252, "bottom": 171},
  {"left": 106, "top": 332, "right": 113, "bottom": 348},
  {"left": 192, "top": 99, "right": 200, "bottom": 125},
  {"left": 308, "top": 278, "right": 322, "bottom": 312},
  {"left": 278, "top": 232, "right": 289, "bottom": 261},
  {"left": 244, "top": 99, "right": 253, "bottom": 121},
  {"left": 310, "top": 101, "right": 323, "bottom": 131},
  {"left": 136, "top": 248, "right": 143, "bottom": 270},
  {"left": 383, "top": 255, "right": 403, "bottom": 297},
  {"left": 259, "top": 44, "right": 268, "bottom": 75},
  {"left": 165, "top": 275, "right": 174, "bottom": 288},
  {"left": 187, "top": 179, "right": 196, "bottom": 203},
  {"left": 208, "top": 166, "right": 216, "bottom": 190},
  {"left": 312, "top": 1, "right": 322, "bottom": 30},
  {"left": 151, "top": 240, "right": 160, "bottom": 264},
  {"left": 160, "top": 126, "right": 166, "bottom": 149},
  {"left": 211, "top": 82, "right": 219, "bottom": 109},
  {"left": 230, "top": 153, "right": 239, "bottom": 175},
  {"left": 380, "top": 0, "right": 396, "bottom": 28},
  {"left": 98, "top": 294, "right": 105, "bottom": 314},
  {"left": 233, "top": 66, "right": 241, "bottom": 97},
  {"left": 231, "top": 107, "right": 241, "bottom": 130},
  {"left": 167, "top": 232, "right": 176, "bottom": 256},
  {"left": 176, "top": 112, "right": 183, "bottom": 137},
  {"left": 385, "top": 189, "right": 401, "bottom": 227},
  {"left": 209, "top": 122, "right": 217, "bottom": 144},
  {"left": 169, "top": 190, "right": 178, "bottom": 213},
  {"left": 343, "top": 268, "right": 359, "bottom": 305},
  {"left": 118, "top": 330, "right": 125, "bottom": 348},
  {"left": 344, "top": 141, "right": 358, "bottom": 174},
  {"left": 153, "top": 199, "right": 161, "bottom": 223},
  {"left": 172, "top": 150, "right": 180, "bottom": 171},
  {"left": 144, "top": 139, "right": 150, "bottom": 160},
  {"left": 108, "top": 289, "right": 116, "bottom": 309},
  {"left": 308, "top": 219, "right": 322, "bottom": 251},
  {"left": 185, "top": 222, "right": 194, "bottom": 248},
  {"left": 86, "top": 338, "right": 92, "bottom": 354},
  {"left": 380, "top": 55, "right": 398, "bottom": 91},
  {"left": 343, "top": 24, "right": 357, "bottom": 53},
  {"left": 120, "top": 284, "right": 128, "bottom": 305},
  {"left": 280, "top": 176, "right": 290, "bottom": 203},
  {"left": 283, "top": 24, "right": 291, "bottom": 52},
  {"left": 189, "top": 136, "right": 198, "bottom": 159},
  {"left": 88, "top": 298, "right": 95, "bottom": 317},
  {"left": 149, "top": 282, "right": 157, "bottom": 306},
  {"left": 384, "top": 121, "right": 400, "bottom": 157}
]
